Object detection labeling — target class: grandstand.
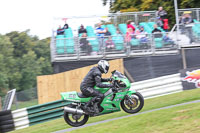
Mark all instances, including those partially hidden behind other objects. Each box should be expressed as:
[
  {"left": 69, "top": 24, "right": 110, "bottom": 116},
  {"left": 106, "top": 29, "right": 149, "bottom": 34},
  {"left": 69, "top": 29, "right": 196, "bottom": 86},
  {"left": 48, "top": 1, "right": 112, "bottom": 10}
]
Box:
[
  {"left": 51, "top": 12, "right": 179, "bottom": 62},
  {"left": 51, "top": 8, "right": 200, "bottom": 81}
]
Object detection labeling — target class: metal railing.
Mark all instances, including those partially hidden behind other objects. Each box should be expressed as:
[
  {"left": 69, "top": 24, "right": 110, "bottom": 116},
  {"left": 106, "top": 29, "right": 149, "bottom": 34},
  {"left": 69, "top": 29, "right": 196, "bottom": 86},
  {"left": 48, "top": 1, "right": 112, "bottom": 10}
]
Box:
[
  {"left": 51, "top": 32, "right": 179, "bottom": 62},
  {"left": 178, "top": 8, "right": 200, "bottom": 21},
  {"left": 110, "top": 11, "right": 157, "bottom": 25}
]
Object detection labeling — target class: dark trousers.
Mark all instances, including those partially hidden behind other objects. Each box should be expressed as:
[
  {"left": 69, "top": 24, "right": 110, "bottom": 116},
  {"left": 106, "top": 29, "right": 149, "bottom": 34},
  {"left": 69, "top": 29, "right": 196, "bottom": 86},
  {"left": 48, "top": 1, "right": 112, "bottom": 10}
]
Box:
[{"left": 81, "top": 87, "right": 104, "bottom": 107}]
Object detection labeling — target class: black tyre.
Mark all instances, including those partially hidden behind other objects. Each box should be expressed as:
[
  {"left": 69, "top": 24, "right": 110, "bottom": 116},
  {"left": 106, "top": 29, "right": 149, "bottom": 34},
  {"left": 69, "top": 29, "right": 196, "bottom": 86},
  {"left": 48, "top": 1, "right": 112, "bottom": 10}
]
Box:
[
  {"left": 0, "top": 110, "right": 11, "bottom": 116},
  {"left": 0, "top": 119, "right": 14, "bottom": 126},
  {"left": 63, "top": 105, "right": 89, "bottom": 127},
  {"left": 0, "top": 127, "right": 14, "bottom": 133},
  {"left": 121, "top": 92, "right": 144, "bottom": 114},
  {"left": 0, "top": 123, "right": 15, "bottom": 129},
  {"left": 0, "top": 114, "right": 13, "bottom": 121}
]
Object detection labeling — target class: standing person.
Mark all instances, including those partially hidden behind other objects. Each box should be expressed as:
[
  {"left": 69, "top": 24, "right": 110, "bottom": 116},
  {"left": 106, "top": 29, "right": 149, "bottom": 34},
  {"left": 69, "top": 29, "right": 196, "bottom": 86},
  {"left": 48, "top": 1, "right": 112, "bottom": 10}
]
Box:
[
  {"left": 79, "top": 33, "right": 92, "bottom": 55},
  {"left": 78, "top": 24, "right": 87, "bottom": 35},
  {"left": 96, "top": 23, "right": 105, "bottom": 37},
  {"left": 156, "top": 7, "right": 167, "bottom": 20},
  {"left": 156, "top": 6, "right": 168, "bottom": 28},
  {"left": 80, "top": 60, "right": 114, "bottom": 113},
  {"left": 127, "top": 20, "right": 135, "bottom": 33},
  {"left": 96, "top": 23, "right": 106, "bottom": 50}
]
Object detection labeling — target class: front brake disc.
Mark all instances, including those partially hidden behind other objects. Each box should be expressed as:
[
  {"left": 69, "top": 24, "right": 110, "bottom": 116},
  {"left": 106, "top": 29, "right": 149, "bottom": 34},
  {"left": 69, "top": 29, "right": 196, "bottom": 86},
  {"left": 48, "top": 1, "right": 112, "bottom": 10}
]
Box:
[{"left": 127, "top": 97, "right": 138, "bottom": 108}]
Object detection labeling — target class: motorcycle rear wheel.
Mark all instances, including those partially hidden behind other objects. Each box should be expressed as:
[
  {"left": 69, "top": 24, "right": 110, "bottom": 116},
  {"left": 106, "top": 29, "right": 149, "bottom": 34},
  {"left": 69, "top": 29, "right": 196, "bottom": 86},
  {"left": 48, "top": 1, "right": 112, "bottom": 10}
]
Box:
[
  {"left": 63, "top": 105, "right": 89, "bottom": 127},
  {"left": 121, "top": 92, "right": 144, "bottom": 114}
]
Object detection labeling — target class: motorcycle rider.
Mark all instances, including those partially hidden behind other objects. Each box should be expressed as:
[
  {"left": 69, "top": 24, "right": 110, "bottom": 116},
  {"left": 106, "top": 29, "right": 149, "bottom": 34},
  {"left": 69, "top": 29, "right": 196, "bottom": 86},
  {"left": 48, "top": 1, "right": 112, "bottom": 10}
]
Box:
[{"left": 80, "top": 60, "right": 114, "bottom": 113}]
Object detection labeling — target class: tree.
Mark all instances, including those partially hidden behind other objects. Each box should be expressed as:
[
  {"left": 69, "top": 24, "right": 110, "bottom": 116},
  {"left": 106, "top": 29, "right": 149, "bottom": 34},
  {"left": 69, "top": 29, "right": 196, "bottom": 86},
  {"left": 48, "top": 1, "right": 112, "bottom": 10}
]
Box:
[
  {"left": 0, "top": 35, "right": 15, "bottom": 95},
  {"left": 103, "top": 0, "right": 200, "bottom": 27},
  {"left": 0, "top": 31, "right": 53, "bottom": 96},
  {"left": 6, "top": 30, "right": 35, "bottom": 58}
]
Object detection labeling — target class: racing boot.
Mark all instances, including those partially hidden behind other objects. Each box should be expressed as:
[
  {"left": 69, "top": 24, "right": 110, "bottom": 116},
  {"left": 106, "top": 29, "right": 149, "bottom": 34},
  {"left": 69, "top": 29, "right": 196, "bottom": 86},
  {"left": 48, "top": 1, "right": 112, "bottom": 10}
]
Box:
[{"left": 82, "top": 102, "right": 95, "bottom": 114}]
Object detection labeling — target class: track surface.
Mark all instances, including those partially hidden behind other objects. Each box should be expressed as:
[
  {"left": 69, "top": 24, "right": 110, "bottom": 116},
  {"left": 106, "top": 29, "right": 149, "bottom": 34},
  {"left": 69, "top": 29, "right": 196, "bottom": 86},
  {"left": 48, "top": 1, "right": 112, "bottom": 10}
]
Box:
[{"left": 53, "top": 99, "right": 200, "bottom": 133}]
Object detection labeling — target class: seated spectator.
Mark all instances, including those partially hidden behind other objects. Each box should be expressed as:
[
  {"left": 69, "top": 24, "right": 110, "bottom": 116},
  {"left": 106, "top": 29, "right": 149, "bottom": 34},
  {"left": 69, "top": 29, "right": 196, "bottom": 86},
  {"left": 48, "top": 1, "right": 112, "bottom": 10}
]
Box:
[
  {"left": 105, "top": 36, "right": 115, "bottom": 50},
  {"left": 152, "top": 24, "right": 162, "bottom": 38},
  {"left": 163, "top": 33, "right": 174, "bottom": 45},
  {"left": 78, "top": 24, "right": 87, "bottom": 35},
  {"left": 181, "top": 13, "right": 193, "bottom": 24},
  {"left": 126, "top": 28, "right": 134, "bottom": 42},
  {"left": 136, "top": 26, "right": 149, "bottom": 43},
  {"left": 63, "top": 23, "right": 69, "bottom": 29},
  {"left": 104, "top": 27, "right": 111, "bottom": 36},
  {"left": 127, "top": 20, "right": 135, "bottom": 33},
  {"left": 112, "top": 30, "right": 124, "bottom": 43},
  {"left": 96, "top": 23, "right": 105, "bottom": 37},
  {"left": 181, "top": 13, "right": 194, "bottom": 43},
  {"left": 79, "top": 33, "right": 92, "bottom": 55},
  {"left": 57, "top": 25, "right": 64, "bottom": 35}
]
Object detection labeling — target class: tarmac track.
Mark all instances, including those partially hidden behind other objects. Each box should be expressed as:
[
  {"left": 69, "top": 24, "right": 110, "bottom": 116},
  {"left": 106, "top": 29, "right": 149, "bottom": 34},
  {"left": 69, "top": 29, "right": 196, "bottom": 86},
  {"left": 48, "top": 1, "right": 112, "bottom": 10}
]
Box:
[{"left": 53, "top": 99, "right": 200, "bottom": 133}]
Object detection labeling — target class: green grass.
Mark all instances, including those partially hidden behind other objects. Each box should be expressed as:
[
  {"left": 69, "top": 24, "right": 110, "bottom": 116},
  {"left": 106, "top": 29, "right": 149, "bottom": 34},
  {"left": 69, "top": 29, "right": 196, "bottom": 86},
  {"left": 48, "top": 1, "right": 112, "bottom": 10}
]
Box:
[
  {"left": 11, "top": 99, "right": 38, "bottom": 110},
  {"left": 11, "top": 88, "right": 200, "bottom": 133},
  {"left": 71, "top": 102, "right": 200, "bottom": 133}
]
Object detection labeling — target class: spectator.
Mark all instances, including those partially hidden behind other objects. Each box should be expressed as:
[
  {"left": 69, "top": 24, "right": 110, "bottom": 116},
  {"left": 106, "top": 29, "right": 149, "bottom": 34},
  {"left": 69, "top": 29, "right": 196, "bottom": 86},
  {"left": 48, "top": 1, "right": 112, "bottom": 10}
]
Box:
[
  {"left": 156, "top": 6, "right": 167, "bottom": 20},
  {"left": 78, "top": 24, "right": 87, "bottom": 35},
  {"left": 181, "top": 13, "right": 194, "bottom": 44},
  {"left": 136, "top": 26, "right": 149, "bottom": 43},
  {"left": 156, "top": 7, "right": 168, "bottom": 28},
  {"left": 57, "top": 25, "right": 64, "bottom": 35},
  {"left": 126, "top": 28, "right": 134, "bottom": 42},
  {"left": 163, "top": 33, "right": 175, "bottom": 45},
  {"left": 63, "top": 22, "right": 69, "bottom": 29},
  {"left": 96, "top": 23, "right": 105, "bottom": 37},
  {"left": 127, "top": 20, "right": 135, "bottom": 33},
  {"left": 112, "top": 30, "right": 124, "bottom": 44},
  {"left": 105, "top": 36, "right": 115, "bottom": 50},
  {"left": 181, "top": 13, "right": 193, "bottom": 24},
  {"left": 152, "top": 24, "right": 162, "bottom": 38},
  {"left": 79, "top": 33, "right": 92, "bottom": 55},
  {"left": 104, "top": 28, "right": 111, "bottom": 36}
]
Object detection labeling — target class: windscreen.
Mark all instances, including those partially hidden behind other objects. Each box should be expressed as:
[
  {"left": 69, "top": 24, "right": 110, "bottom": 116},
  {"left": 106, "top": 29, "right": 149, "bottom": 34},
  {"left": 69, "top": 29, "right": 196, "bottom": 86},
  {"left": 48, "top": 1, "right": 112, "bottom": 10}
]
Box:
[{"left": 113, "top": 71, "right": 126, "bottom": 79}]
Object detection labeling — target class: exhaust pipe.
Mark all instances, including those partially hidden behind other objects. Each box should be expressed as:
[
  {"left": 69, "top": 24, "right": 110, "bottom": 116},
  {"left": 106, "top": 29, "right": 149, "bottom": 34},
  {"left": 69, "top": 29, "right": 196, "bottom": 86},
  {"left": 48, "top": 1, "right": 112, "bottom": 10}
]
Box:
[{"left": 64, "top": 106, "right": 85, "bottom": 115}]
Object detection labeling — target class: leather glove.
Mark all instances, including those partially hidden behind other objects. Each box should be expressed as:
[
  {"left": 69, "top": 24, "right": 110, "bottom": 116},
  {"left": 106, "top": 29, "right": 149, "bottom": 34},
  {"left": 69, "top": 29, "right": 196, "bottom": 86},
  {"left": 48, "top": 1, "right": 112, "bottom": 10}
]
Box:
[{"left": 112, "top": 87, "right": 118, "bottom": 92}]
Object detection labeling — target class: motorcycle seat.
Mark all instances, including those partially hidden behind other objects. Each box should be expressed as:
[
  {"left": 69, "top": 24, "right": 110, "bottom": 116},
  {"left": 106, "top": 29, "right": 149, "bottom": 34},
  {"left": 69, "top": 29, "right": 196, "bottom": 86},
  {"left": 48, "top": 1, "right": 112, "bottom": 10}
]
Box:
[{"left": 77, "top": 92, "right": 89, "bottom": 98}]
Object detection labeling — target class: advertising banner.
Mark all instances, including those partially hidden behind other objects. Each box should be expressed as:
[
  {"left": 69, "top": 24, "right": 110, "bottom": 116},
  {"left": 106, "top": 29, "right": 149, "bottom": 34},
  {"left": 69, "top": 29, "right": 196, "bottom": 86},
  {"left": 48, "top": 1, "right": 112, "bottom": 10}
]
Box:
[{"left": 180, "top": 67, "right": 200, "bottom": 90}]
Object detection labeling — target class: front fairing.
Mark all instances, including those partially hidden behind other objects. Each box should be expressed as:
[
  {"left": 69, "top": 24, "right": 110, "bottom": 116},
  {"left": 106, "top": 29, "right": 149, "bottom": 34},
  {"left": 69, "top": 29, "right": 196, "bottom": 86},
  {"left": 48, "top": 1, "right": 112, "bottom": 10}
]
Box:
[{"left": 112, "top": 70, "right": 131, "bottom": 91}]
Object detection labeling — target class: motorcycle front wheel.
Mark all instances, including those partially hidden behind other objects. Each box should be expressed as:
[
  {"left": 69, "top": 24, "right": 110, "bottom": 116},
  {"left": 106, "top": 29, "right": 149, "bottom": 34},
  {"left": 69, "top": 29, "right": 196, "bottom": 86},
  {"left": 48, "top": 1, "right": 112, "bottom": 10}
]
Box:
[
  {"left": 121, "top": 92, "right": 144, "bottom": 114},
  {"left": 63, "top": 105, "right": 89, "bottom": 127}
]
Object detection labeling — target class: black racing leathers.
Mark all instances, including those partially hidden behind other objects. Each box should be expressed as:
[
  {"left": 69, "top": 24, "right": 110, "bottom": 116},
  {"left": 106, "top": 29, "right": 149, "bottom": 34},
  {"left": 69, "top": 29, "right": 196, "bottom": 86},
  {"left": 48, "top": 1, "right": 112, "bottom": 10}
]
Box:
[
  {"left": 80, "top": 67, "right": 113, "bottom": 89},
  {"left": 80, "top": 67, "right": 113, "bottom": 110}
]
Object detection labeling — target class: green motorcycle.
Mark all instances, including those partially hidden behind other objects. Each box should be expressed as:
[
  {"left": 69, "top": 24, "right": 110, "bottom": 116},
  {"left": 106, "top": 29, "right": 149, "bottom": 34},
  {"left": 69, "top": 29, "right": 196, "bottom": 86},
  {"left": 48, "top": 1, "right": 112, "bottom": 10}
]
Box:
[{"left": 61, "top": 70, "right": 144, "bottom": 127}]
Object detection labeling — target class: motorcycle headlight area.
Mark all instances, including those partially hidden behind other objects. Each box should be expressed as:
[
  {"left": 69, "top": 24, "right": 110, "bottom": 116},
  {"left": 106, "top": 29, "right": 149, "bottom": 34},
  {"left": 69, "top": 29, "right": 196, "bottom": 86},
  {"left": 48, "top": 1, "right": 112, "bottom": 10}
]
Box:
[{"left": 118, "top": 80, "right": 126, "bottom": 87}]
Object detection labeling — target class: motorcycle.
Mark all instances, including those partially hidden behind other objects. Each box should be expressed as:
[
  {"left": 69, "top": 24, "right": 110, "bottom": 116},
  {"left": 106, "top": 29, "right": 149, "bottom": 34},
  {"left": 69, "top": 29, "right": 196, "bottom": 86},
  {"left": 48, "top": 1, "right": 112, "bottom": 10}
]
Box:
[{"left": 60, "top": 70, "right": 144, "bottom": 127}]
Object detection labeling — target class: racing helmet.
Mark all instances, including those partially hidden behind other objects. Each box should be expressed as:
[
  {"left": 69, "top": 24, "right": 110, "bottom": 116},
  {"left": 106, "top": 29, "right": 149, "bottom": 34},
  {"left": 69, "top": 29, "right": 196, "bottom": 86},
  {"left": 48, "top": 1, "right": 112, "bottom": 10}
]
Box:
[{"left": 98, "top": 60, "right": 109, "bottom": 74}]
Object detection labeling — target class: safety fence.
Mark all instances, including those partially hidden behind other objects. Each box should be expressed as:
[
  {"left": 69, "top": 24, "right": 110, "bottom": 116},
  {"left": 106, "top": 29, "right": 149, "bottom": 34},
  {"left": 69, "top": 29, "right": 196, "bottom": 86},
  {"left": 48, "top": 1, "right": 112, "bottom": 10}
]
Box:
[
  {"left": 131, "top": 73, "right": 183, "bottom": 99},
  {"left": 51, "top": 32, "right": 179, "bottom": 62},
  {"left": 11, "top": 100, "right": 70, "bottom": 131}
]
